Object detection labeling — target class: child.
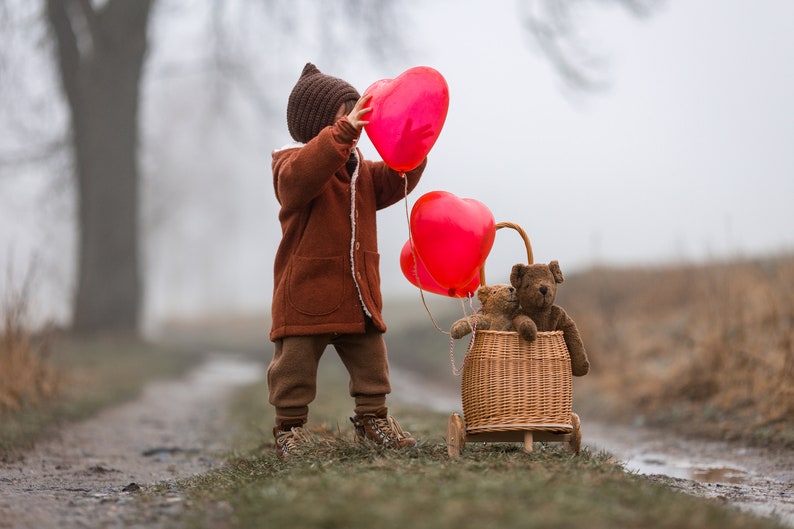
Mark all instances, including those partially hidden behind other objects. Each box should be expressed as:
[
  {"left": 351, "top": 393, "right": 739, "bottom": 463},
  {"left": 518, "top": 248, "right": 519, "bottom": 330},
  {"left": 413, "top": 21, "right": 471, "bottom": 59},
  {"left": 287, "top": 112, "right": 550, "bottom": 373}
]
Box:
[{"left": 268, "top": 63, "right": 427, "bottom": 458}]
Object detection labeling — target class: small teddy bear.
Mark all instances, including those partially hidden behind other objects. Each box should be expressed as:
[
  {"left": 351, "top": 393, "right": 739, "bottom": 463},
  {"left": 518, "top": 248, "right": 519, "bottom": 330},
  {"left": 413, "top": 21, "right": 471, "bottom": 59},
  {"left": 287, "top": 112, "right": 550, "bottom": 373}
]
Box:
[
  {"left": 511, "top": 261, "right": 590, "bottom": 376},
  {"left": 450, "top": 284, "right": 520, "bottom": 339}
]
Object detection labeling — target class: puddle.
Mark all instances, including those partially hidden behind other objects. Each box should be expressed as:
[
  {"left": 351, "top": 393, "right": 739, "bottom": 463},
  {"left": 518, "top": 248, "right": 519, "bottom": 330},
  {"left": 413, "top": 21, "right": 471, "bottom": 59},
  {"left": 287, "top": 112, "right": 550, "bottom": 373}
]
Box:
[
  {"left": 623, "top": 451, "right": 750, "bottom": 484},
  {"left": 690, "top": 465, "right": 749, "bottom": 484}
]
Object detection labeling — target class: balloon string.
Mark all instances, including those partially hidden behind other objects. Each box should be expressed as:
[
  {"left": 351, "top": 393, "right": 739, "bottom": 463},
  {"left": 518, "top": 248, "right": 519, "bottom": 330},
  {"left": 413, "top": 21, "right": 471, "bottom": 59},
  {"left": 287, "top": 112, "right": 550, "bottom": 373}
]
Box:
[
  {"left": 400, "top": 174, "right": 478, "bottom": 376},
  {"left": 448, "top": 295, "right": 478, "bottom": 376},
  {"left": 402, "top": 175, "right": 448, "bottom": 335}
]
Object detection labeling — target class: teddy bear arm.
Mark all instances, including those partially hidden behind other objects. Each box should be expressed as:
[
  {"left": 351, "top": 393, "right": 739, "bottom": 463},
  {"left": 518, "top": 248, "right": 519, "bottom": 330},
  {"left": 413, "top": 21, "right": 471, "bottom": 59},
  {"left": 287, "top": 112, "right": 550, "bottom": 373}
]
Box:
[
  {"left": 513, "top": 313, "right": 538, "bottom": 342},
  {"left": 557, "top": 310, "right": 590, "bottom": 376},
  {"left": 566, "top": 334, "right": 590, "bottom": 376},
  {"left": 451, "top": 314, "right": 493, "bottom": 339},
  {"left": 450, "top": 317, "right": 473, "bottom": 339}
]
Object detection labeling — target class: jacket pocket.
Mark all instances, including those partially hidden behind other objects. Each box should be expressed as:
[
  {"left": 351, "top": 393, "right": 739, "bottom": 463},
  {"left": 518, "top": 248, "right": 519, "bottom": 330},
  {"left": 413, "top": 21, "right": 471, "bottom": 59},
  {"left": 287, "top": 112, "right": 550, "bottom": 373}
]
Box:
[{"left": 287, "top": 255, "right": 345, "bottom": 316}]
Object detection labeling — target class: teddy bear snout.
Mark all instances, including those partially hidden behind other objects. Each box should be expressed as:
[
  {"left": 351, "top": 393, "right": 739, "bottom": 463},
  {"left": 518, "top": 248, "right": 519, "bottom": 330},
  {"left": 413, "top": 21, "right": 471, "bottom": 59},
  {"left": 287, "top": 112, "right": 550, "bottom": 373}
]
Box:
[{"left": 539, "top": 285, "right": 548, "bottom": 295}]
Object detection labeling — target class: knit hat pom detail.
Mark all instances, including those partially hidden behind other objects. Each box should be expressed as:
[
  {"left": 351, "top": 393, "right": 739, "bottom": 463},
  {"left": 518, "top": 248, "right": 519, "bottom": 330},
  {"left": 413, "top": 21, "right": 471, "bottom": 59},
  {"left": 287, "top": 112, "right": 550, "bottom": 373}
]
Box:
[{"left": 287, "top": 63, "right": 361, "bottom": 143}]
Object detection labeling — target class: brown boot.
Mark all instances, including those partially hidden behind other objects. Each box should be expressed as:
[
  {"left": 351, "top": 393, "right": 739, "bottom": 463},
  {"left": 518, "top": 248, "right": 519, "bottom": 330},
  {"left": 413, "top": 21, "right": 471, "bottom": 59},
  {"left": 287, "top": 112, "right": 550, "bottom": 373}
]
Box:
[
  {"left": 350, "top": 408, "right": 417, "bottom": 449},
  {"left": 273, "top": 423, "right": 314, "bottom": 459}
]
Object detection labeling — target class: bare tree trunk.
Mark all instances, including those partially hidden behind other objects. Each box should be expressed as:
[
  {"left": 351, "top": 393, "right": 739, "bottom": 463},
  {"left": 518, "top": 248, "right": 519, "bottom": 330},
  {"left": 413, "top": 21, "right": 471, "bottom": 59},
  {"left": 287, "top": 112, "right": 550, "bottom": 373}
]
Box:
[{"left": 46, "top": 0, "right": 152, "bottom": 334}]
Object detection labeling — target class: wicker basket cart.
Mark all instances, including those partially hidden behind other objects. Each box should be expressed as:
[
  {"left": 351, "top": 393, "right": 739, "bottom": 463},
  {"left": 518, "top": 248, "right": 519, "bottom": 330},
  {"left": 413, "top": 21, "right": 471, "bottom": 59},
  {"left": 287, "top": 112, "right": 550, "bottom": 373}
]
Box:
[{"left": 446, "top": 222, "right": 582, "bottom": 457}]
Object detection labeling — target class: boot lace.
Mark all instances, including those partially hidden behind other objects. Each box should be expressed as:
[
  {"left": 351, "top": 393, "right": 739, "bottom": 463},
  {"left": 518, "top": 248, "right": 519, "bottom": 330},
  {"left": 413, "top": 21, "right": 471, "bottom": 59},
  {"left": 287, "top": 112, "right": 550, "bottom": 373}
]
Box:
[
  {"left": 354, "top": 414, "right": 414, "bottom": 446},
  {"left": 275, "top": 426, "right": 313, "bottom": 456},
  {"left": 374, "top": 415, "right": 411, "bottom": 443}
]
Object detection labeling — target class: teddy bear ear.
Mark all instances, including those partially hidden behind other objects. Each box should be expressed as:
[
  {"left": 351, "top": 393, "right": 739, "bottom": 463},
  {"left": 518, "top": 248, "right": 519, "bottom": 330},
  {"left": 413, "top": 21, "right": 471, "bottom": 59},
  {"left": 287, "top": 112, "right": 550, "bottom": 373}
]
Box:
[
  {"left": 510, "top": 264, "right": 526, "bottom": 286},
  {"left": 549, "top": 260, "right": 564, "bottom": 283},
  {"left": 477, "top": 285, "right": 493, "bottom": 303}
]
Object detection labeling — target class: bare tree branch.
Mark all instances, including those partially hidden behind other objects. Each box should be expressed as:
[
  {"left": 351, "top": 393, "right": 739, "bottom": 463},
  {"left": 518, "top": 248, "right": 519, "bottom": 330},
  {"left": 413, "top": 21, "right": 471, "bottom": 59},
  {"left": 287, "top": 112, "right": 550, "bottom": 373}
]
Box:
[
  {"left": 519, "top": 0, "right": 665, "bottom": 92},
  {"left": 45, "top": 0, "right": 81, "bottom": 108},
  {"left": 618, "top": 0, "right": 662, "bottom": 17},
  {"left": 0, "top": 139, "right": 68, "bottom": 169},
  {"left": 199, "top": 0, "right": 408, "bottom": 121}
]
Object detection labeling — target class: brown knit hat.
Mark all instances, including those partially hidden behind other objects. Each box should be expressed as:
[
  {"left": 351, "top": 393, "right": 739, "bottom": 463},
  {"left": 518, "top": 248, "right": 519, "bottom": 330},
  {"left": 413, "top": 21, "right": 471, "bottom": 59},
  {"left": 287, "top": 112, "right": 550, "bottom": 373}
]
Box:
[{"left": 287, "top": 63, "right": 361, "bottom": 143}]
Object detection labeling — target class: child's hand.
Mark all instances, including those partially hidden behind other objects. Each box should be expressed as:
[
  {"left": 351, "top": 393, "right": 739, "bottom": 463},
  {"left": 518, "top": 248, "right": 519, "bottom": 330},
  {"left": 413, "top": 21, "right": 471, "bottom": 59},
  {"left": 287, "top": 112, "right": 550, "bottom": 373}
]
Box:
[{"left": 347, "top": 94, "right": 372, "bottom": 131}]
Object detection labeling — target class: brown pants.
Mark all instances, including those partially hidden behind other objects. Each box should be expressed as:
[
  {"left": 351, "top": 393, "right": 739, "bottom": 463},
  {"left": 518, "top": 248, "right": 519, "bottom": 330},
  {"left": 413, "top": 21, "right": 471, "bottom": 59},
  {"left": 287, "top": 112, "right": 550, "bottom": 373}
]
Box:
[{"left": 267, "top": 320, "right": 391, "bottom": 426}]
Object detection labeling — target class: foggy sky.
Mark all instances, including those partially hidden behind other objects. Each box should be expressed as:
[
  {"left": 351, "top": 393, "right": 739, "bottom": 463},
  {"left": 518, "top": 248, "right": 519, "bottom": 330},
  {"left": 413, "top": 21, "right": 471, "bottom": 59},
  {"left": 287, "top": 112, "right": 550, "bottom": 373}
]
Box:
[{"left": 2, "top": 0, "right": 793, "bottom": 329}]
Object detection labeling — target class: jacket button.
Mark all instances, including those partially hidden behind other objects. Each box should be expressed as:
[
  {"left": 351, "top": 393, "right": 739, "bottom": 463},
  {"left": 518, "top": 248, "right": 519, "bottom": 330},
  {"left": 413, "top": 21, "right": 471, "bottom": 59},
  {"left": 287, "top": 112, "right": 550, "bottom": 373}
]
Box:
[
  {"left": 355, "top": 241, "right": 360, "bottom": 250},
  {"left": 356, "top": 271, "right": 362, "bottom": 280}
]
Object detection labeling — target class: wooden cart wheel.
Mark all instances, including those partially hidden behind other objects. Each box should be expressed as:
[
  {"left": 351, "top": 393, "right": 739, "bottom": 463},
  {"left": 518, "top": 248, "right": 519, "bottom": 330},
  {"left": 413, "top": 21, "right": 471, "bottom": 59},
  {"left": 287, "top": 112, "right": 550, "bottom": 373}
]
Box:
[
  {"left": 569, "top": 413, "right": 582, "bottom": 455},
  {"left": 446, "top": 413, "right": 466, "bottom": 458}
]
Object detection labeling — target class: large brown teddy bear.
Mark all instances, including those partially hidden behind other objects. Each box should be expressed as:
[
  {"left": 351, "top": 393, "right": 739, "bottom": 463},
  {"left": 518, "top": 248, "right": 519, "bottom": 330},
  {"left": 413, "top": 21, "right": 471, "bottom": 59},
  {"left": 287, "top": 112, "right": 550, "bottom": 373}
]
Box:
[
  {"left": 511, "top": 261, "right": 590, "bottom": 376},
  {"left": 450, "top": 284, "right": 520, "bottom": 339}
]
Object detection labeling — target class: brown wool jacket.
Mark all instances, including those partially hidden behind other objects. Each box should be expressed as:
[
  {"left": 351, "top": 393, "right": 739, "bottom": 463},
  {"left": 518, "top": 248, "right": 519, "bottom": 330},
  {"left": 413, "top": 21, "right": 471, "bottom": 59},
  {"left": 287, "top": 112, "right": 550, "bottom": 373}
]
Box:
[{"left": 270, "top": 117, "right": 426, "bottom": 341}]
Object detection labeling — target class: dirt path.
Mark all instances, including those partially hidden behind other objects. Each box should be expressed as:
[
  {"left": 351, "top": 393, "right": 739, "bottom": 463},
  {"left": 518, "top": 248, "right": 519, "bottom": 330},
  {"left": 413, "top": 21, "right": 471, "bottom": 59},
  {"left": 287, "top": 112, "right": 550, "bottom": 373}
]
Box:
[{"left": 0, "top": 355, "right": 264, "bottom": 529}]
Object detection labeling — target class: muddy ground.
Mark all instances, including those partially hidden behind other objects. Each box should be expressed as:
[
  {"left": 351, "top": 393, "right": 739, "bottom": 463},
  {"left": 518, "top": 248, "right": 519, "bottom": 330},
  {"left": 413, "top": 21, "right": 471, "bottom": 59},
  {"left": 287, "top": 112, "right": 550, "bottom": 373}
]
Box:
[
  {"left": 0, "top": 357, "right": 791, "bottom": 529},
  {"left": 583, "top": 421, "right": 793, "bottom": 526},
  {"left": 0, "top": 356, "right": 263, "bottom": 529}
]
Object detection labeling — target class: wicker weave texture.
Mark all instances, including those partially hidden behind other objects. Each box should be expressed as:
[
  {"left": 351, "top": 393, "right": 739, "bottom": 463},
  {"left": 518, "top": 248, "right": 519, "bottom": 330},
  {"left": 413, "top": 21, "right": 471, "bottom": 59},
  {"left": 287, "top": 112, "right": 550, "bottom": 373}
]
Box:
[{"left": 461, "top": 330, "right": 573, "bottom": 433}]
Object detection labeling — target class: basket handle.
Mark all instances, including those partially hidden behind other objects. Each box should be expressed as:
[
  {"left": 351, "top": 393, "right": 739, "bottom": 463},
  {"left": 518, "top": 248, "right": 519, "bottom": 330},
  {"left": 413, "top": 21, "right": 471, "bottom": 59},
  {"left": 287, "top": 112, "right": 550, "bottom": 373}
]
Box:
[{"left": 479, "top": 222, "right": 534, "bottom": 286}]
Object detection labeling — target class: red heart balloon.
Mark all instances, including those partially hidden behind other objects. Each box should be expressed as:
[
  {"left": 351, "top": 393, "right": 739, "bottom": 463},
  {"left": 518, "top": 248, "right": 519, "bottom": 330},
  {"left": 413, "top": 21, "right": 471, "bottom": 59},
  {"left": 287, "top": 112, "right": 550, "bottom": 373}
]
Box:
[
  {"left": 399, "top": 239, "right": 480, "bottom": 298},
  {"left": 409, "top": 191, "right": 495, "bottom": 293},
  {"left": 363, "top": 66, "right": 449, "bottom": 172}
]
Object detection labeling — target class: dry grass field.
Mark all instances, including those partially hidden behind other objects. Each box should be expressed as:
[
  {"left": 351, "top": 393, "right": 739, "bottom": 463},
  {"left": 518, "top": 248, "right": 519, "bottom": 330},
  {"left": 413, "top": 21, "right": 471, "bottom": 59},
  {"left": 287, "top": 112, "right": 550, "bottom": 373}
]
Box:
[
  {"left": 0, "top": 285, "right": 59, "bottom": 414},
  {"left": 559, "top": 255, "right": 794, "bottom": 446}
]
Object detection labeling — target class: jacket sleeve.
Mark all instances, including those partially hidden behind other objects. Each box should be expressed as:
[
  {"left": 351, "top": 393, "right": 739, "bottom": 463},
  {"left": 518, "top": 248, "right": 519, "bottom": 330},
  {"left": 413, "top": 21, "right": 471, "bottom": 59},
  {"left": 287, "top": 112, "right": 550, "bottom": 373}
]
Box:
[
  {"left": 273, "top": 118, "right": 359, "bottom": 210},
  {"left": 366, "top": 157, "right": 427, "bottom": 211}
]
